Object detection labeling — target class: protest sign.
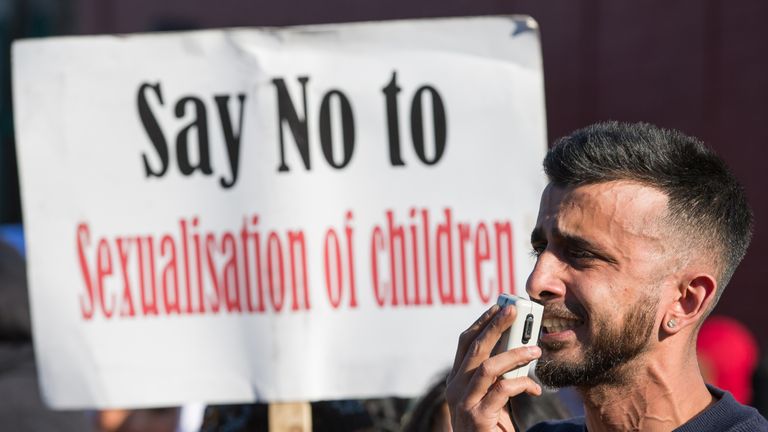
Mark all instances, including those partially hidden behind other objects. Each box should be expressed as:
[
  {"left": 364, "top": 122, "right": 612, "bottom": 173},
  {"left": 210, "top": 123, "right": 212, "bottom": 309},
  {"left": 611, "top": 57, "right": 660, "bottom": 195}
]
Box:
[{"left": 12, "top": 16, "right": 547, "bottom": 408}]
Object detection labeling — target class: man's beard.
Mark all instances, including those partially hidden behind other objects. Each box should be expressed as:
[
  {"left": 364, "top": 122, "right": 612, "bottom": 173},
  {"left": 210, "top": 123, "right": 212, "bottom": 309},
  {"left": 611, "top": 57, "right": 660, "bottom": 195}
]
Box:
[{"left": 535, "top": 298, "right": 657, "bottom": 388}]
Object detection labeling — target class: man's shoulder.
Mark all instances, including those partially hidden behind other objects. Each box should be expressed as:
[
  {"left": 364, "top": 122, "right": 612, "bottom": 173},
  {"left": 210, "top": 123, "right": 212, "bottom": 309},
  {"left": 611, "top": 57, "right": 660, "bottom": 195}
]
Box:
[
  {"left": 676, "top": 386, "right": 768, "bottom": 432},
  {"left": 527, "top": 417, "right": 586, "bottom": 432},
  {"left": 525, "top": 386, "right": 768, "bottom": 432}
]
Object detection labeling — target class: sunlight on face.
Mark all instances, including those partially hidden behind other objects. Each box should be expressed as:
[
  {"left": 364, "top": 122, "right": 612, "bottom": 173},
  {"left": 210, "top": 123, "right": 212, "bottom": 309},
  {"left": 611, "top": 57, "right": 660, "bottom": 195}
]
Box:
[{"left": 527, "top": 181, "right": 675, "bottom": 387}]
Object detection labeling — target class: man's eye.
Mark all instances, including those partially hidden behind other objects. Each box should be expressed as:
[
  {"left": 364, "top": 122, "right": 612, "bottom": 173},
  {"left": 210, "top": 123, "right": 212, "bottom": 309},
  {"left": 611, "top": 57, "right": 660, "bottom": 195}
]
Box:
[
  {"left": 530, "top": 245, "right": 545, "bottom": 257},
  {"left": 568, "top": 248, "right": 595, "bottom": 260}
]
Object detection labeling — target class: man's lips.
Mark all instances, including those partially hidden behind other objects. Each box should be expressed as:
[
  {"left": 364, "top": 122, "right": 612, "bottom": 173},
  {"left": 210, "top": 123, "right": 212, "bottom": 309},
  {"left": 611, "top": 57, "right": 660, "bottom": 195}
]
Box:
[
  {"left": 541, "top": 316, "right": 584, "bottom": 334},
  {"left": 539, "top": 302, "right": 587, "bottom": 338}
]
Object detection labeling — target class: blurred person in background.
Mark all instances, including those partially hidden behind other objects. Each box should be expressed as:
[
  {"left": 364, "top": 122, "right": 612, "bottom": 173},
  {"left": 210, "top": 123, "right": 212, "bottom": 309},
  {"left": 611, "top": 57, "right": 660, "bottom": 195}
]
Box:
[
  {"left": 0, "top": 239, "right": 91, "bottom": 430},
  {"left": 697, "top": 315, "right": 759, "bottom": 405}
]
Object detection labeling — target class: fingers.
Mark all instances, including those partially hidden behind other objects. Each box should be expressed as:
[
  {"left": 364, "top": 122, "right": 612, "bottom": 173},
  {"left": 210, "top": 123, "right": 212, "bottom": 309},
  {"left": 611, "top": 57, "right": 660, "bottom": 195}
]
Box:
[
  {"left": 477, "top": 375, "right": 542, "bottom": 415},
  {"left": 463, "top": 345, "right": 541, "bottom": 407},
  {"left": 449, "top": 304, "right": 500, "bottom": 380},
  {"left": 446, "top": 344, "right": 542, "bottom": 432},
  {"left": 446, "top": 305, "right": 543, "bottom": 432},
  {"left": 458, "top": 305, "right": 519, "bottom": 376}
]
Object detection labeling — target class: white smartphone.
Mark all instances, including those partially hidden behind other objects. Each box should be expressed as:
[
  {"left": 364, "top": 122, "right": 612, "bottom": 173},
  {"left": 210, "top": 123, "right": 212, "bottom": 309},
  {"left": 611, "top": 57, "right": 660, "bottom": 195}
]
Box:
[{"left": 493, "top": 294, "right": 544, "bottom": 379}]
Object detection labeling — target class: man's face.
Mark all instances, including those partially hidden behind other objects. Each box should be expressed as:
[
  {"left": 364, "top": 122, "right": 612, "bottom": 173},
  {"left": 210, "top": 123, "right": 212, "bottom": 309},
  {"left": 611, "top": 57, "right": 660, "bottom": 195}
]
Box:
[{"left": 526, "top": 181, "right": 676, "bottom": 388}]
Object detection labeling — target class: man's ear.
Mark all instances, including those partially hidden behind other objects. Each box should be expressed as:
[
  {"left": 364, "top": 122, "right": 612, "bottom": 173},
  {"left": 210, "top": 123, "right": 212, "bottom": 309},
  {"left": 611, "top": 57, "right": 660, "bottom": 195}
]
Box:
[{"left": 662, "top": 274, "right": 717, "bottom": 335}]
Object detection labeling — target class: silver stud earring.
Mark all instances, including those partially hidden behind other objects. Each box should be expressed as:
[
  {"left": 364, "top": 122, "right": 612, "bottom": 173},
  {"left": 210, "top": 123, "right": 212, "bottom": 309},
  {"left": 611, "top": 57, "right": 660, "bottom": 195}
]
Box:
[{"left": 667, "top": 319, "right": 677, "bottom": 329}]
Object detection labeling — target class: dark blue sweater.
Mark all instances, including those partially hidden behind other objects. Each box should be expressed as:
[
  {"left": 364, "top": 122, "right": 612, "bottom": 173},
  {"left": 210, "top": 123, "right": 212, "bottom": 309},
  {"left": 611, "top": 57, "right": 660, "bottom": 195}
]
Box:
[{"left": 528, "top": 386, "right": 767, "bottom": 431}]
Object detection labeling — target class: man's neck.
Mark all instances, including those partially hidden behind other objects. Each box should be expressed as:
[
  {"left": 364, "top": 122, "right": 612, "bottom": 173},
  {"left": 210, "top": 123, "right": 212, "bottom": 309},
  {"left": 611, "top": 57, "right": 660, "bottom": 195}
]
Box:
[{"left": 576, "top": 352, "right": 715, "bottom": 432}]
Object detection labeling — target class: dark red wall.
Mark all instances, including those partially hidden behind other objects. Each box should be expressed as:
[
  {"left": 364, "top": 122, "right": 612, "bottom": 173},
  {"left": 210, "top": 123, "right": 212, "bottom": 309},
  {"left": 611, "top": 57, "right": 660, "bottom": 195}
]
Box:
[{"left": 71, "top": 0, "right": 768, "bottom": 348}]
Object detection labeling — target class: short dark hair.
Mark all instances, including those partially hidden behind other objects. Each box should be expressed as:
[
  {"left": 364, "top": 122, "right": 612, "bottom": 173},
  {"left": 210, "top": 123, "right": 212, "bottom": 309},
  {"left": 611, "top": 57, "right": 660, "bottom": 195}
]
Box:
[{"left": 543, "top": 121, "right": 753, "bottom": 297}]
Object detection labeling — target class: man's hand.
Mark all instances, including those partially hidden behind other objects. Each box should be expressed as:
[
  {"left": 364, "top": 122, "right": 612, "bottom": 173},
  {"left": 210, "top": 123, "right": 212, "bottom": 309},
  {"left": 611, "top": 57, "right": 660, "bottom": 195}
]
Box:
[{"left": 446, "top": 304, "right": 543, "bottom": 431}]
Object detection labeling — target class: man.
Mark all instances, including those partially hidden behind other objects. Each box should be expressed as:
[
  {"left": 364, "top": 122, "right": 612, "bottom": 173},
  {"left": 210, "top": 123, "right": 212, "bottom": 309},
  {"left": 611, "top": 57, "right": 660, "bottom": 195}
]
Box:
[{"left": 446, "top": 122, "right": 767, "bottom": 431}]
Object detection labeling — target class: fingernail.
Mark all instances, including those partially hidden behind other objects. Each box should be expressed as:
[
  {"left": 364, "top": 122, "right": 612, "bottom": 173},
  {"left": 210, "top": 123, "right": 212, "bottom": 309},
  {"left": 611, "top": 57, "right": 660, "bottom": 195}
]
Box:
[{"left": 528, "top": 346, "right": 541, "bottom": 357}]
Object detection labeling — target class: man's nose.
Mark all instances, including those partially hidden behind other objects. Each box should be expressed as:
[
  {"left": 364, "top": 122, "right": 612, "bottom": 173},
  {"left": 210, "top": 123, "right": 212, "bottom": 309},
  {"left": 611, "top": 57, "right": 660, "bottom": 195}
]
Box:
[{"left": 525, "top": 250, "right": 566, "bottom": 301}]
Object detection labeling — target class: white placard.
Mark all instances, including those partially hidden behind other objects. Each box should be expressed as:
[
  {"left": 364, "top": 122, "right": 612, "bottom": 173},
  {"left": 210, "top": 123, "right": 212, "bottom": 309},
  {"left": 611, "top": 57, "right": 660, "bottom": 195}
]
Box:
[{"left": 13, "top": 16, "right": 547, "bottom": 408}]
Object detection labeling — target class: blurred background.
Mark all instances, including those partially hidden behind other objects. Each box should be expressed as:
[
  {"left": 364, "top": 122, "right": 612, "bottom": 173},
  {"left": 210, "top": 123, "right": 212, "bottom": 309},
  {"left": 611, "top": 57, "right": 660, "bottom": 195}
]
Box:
[{"left": 0, "top": 0, "right": 766, "bottom": 428}]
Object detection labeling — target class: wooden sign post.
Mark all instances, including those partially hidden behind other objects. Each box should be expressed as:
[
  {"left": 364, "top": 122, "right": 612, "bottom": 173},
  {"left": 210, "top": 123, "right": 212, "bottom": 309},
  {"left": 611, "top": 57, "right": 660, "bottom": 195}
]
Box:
[{"left": 268, "top": 402, "right": 312, "bottom": 432}]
